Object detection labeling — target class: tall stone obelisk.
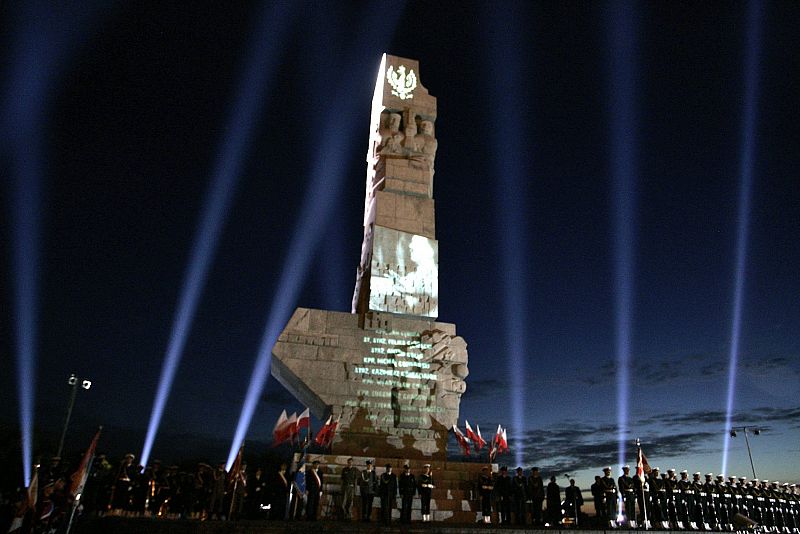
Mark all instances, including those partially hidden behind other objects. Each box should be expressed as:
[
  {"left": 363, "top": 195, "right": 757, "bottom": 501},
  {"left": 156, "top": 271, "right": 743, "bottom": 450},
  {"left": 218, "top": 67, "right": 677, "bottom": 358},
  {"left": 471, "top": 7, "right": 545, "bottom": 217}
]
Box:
[{"left": 271, "top": 54, "right": 468, "bottom": 459}]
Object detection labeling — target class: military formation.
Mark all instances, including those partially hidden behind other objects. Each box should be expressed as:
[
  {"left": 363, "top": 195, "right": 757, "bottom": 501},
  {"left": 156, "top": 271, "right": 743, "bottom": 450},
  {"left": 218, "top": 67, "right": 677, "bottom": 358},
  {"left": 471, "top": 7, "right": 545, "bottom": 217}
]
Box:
[
  {"left": 589, "top": 465, "right": 800, "bottom": 532},
  {"left": 4, "top": 453, "right": 799, "bottom": 531}
]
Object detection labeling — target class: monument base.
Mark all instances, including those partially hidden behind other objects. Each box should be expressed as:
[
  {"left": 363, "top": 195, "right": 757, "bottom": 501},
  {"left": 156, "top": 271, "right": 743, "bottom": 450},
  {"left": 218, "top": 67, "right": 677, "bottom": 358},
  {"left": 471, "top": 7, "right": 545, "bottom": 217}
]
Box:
[{"left": 272, "top": 308, "right": 468, "bottom": 459}]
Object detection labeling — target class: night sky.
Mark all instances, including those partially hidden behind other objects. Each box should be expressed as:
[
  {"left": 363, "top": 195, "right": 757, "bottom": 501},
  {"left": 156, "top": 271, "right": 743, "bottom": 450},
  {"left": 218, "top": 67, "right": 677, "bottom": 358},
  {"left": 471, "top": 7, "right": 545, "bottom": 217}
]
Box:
[{"left": 2, "top": 1, "right": 799, "bottom": 491}]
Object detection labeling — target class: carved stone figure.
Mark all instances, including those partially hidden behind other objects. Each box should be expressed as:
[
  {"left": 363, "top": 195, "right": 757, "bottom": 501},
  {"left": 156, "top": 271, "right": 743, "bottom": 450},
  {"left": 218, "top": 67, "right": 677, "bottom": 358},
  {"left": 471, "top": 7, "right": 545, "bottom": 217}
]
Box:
[
  {"left": 413, "top": 119, "right": 438, "bottom": 169},
  {"left": 379, "top": 113, "right": 404, "bottom": 155}
]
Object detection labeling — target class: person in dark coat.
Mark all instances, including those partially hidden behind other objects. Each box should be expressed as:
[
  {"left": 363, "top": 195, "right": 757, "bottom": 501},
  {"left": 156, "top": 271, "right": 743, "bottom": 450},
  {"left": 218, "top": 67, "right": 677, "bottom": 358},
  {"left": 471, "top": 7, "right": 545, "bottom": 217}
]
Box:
[
  {"left": 565, "top": 478, "right": 584, "bottom": 523},
  {"left": 592, "top": 475, "right": 605, "bottom": 525},
  {"left": 379, "top": 464, "right": 398, "bottom": 525},
  {"left": 305, "top": 461, "right": 323, "bottom": 521},
  {"left": 494, "top": 466, "right": 512, "bottom": 525},
  {"left": 270, "top": 463, "right": 290, "bottom": 520},
  {"left": 512, "top": 467, "right": 528, "bottom": 525},
  {"left": 547, "top": 475, "right": 562, "bottom": 526},
  {"left": 398, "top": 464, "right": 416, "bottom": 523},
  {"left": 358, "top": 460, "right": 377, "bottom": 522},
  {"left": 528, "top": 467, "right": 545, "bottom": 526}
]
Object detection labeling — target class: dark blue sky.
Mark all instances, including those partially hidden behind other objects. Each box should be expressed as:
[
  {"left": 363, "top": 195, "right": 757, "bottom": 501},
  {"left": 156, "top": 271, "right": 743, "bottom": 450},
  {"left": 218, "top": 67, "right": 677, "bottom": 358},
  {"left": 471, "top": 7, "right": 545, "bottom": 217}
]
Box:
[{"left": 2, "top": 1, "right": 798, "bottom": 490}]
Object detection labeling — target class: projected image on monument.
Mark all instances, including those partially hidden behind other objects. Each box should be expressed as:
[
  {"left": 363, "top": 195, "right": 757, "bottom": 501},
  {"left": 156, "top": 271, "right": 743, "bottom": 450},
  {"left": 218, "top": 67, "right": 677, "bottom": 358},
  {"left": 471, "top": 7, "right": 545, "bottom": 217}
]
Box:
[{"left": 369, "top": 226, "right": 438, "bottom": 318}]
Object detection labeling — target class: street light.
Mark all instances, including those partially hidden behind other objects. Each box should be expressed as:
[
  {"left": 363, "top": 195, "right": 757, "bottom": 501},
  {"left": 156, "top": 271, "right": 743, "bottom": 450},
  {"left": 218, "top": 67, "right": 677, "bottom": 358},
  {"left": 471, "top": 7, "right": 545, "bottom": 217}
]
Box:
[
  {"left": 729, "top": 425, "right": 760, "bottom": 479},
  {"left": 56, "top": 373, "right": 92, "bottom": 458}
]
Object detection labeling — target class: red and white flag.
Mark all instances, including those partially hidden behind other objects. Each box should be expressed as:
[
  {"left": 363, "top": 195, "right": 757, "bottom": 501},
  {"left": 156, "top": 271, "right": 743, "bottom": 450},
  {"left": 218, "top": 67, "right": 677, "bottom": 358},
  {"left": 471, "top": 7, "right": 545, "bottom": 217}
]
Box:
[
  {"left": 286, "top": 412, "right": 298, "bottom": 441},
  {"left": 636, "top": 445, "right": 651, "bottom": 482},
  {"left": 476, "top": 422, "right": 488, "bottom": 450},
  {"left": 272, "top": 410, "right": 292, "bottom": 445},
  {"left": 296, "top": 407, "right": 310, "bottom": 432},
  {"left": 315, "top": 415, "right": 339, "bottom": 447},
  {"left": 452, "top": 424, "right": 471, "bottom": 456},
  {"left": 500, "top": 427, "right": 509, "bottom": 453},
  {"left": 465, "top": 420, "right": 487, "bottom": 450},
  {"left": 492, "top": 425, "right": 508, "bottom": 454},
  {"left": 70, "top": 427, "right": 102, "bottom": 500}
]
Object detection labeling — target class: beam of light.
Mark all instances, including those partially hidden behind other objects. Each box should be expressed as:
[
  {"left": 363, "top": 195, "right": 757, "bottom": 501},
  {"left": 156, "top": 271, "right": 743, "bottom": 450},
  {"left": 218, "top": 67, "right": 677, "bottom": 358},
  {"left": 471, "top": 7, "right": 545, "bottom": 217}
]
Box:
[
  {"left": 607, "top": 1, "right": 639, "bottom": 471},
  {"left": 2, "top": 3, "right": 102, "bottom": 486},
  {"left": 721, "top": 0, "right": 763, "bottom": 476},
  {"left": 226, "top": 5, "right": 406, "bottom": 470},
  {"left": 138, "top": 2, "right": 295, "bottom": 468},
  {"left": 483, "top": 4, "right": 530, "bottom": 468}
]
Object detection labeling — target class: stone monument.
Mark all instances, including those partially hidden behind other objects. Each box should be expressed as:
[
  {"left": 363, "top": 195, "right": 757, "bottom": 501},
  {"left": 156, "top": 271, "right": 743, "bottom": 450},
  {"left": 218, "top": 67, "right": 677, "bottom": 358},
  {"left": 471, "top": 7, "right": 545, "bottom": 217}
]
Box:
[{"left": 271, "top": 54, "right": 468, "bottom": 459}]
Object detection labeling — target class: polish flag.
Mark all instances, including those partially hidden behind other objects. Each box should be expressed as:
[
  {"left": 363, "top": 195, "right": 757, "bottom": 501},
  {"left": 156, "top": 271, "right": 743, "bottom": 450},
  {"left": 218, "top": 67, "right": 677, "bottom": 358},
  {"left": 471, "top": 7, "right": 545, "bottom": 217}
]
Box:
[
  {"left": 70, "top": 427, "right": 102, "bottom": 500},
  {"left": 636, "top": 445, "right": 651, "bottom": 482},
  {"left": 465, "top": 420, "right": 486, "bottom": 450},
  {"left": 500, "top": 427, "right": 509, "bottom": 453},
  {"left": 286, "top": 412, "right": 298, "bottom": 441},
  {"left": 272, "top": 410, "right": 291, "bottom": 445},
  {"left": 476, "top": 425, "right": 488, "bottom": 450},
  {"left": 296, "top": 408, "right": 310, "bottom": 432},
  {"left": 452, "top": 424, "right": 471, "bottom": 456},
  {"left": 315, "top": 415, "right": 339, "bottom": 447}
]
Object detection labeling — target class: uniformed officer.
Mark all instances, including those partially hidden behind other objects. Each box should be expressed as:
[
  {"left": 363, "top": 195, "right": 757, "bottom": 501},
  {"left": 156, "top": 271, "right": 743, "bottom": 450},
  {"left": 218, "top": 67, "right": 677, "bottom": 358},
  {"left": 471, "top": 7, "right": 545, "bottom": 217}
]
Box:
[
  {"left": 715, "top": 474, "right": 730, "bottom": 528},
  {"left": 528, "top": 466, "right": 545, "bottom": 526},
  {"left": 601, "top": 467, "right": 618, "bottom": 526},
  {"left": 478, "top": 466, "right": 494, "bottom": 524},
  {"left": 340, "top": 458, "right": 358, "bottom": 520},
  {"left": 665, "top": 468, "right": 679, "bottom": 527},
  {"left": 398, "top": 464, "right": 416, "bottom": 524},
  {"left": 619, "top": 465, "right": 636, "bottom": 526},
  {"left": 702, "top": 473, "right": 717, "bottom": 528},
  {"left": 650, "top": 467, "right": 667, "bottom": 526},
  {"left": 512, "top": 467, "right": 528, "bottom": 525},
  {"left": 418, "top": 464, "right": 434, "bottom": 522},
  {"left": 676, "top": 470, "right": 693, "bottom": 528},
  {"left": 358, "top": 460, "right": 377, "bottom": 522},
  {"left": 494, "top": 466, "right": 512, "bottom": 525}
]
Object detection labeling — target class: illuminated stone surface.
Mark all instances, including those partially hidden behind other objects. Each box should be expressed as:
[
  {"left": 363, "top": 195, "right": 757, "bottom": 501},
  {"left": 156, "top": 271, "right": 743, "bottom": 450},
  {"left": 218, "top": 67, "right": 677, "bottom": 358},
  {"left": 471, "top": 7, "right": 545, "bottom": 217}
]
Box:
[{"left": 272, "top": 54, "right": 468, "bottom": 459}]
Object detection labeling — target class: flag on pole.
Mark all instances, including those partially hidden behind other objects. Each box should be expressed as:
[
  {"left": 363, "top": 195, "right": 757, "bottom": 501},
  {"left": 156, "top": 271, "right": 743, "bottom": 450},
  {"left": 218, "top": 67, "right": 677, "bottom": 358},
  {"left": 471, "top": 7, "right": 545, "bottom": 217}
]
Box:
[
  {"left": 493, "top": 424, "right": 509, "bottom": 454},
  {"left": 272, "top": 410, "right": 292, "bottom": 445},
  {"left": 500, "top": 427, "right": 509, "bottom": 453},
  {"left": 286, "top": 412, "right": 298, "bottom": 442},
  {"left": 636, "top": 444, "right": 651, "bottom": 482},
  {"left": 465, "top": 420, "right": 486, "bottom": 450},
  {"left": 70, "top": 427, "right": 102, "bottom": 500},
  {"left": 475, "top": 424, "right": 487, "bottom": 450},
  {"left": 452, "top": 424, "right": 471, "bottom": 456},
  {"left": 296, "top": 407, "right": 310, "bottom": 432},
  {"left": 315, "top": 415, "right": 339, "bottom": 447},
  {"left": 314, "top": 415, "right": 333, "bottom": 446}
]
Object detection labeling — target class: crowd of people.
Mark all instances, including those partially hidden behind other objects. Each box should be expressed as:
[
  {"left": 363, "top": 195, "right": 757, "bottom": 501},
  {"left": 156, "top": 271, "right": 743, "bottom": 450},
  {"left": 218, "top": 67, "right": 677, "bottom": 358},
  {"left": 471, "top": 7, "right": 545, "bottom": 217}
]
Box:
[{"left": 2, "top": 452, "right": 799, "bottom": 532}]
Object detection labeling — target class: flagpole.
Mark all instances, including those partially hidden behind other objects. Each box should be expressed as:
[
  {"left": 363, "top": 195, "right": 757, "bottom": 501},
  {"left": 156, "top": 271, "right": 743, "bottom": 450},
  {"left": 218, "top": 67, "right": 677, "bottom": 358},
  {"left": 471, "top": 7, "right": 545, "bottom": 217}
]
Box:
[{"left": 637, "top": 439, "right": 649, "bottom": 531}]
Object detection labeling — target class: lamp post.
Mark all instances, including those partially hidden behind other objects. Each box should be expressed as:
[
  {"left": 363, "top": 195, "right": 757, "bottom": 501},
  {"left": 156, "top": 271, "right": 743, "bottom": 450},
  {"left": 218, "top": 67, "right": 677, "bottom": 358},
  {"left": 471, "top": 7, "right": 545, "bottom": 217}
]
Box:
[
  {"left": 56, "top": 373, "right": 92, "bottom": 458},
  {"left": 729, "top": 426, "right": 760, "bottom": 479}
]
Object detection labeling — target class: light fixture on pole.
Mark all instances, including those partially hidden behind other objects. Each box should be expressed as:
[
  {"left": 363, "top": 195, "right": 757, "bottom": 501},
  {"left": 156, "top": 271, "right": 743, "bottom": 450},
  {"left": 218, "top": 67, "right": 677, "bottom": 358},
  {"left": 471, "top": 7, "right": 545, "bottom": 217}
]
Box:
[
  {"left": 729, "top": 425, "right": 760, "bottom": 479},
  {"left": 56, "top": 373, "right": 92, "bottom": 458}
]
